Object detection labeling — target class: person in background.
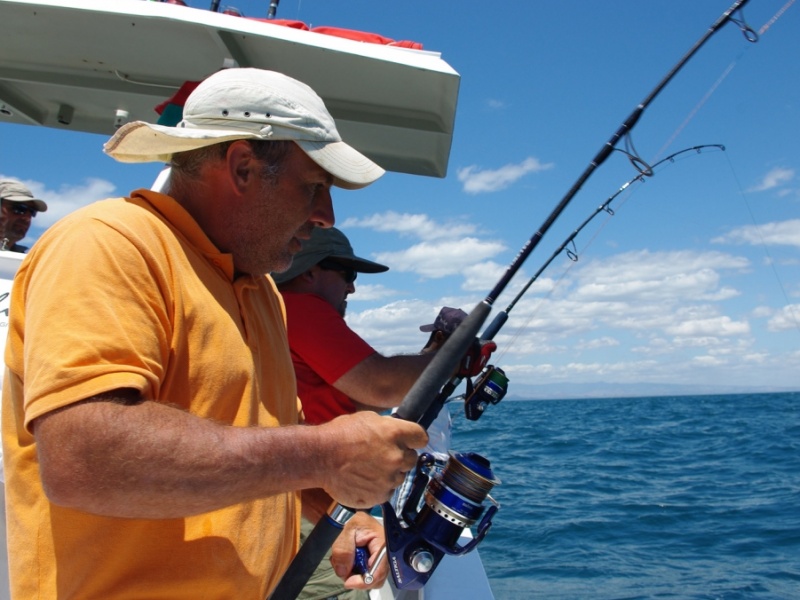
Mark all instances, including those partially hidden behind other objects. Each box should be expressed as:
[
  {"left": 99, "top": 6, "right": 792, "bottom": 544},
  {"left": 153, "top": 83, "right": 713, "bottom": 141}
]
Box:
[
  {"left": 420, "top": 306, "right": 469, "bottom": 354},
  {"left": 2, "top": 67, "right": 428, "bottom": 599},
  {"left": 0, "top": 180, "right": 48, "bottom": 252},
  {"left": 274, "top": 228, "right": 490, "bottom": 599}
]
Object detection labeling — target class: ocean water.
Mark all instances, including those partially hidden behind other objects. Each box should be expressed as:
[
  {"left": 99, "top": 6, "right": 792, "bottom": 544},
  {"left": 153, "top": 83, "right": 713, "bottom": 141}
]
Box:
[{"left": 449, "top": 392, "right": 800, "bottom": 599}]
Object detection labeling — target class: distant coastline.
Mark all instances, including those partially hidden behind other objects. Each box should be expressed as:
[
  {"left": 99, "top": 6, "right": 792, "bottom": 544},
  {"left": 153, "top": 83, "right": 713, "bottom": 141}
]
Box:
[{"left": 504, "top": 383, "right": 800, "bottom": 401}]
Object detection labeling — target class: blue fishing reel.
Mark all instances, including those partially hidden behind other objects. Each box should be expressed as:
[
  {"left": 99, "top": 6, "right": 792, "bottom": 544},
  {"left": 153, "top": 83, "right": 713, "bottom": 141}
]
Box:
[{"left": 380, "top": 451, "right": 500, "bottom": 590}]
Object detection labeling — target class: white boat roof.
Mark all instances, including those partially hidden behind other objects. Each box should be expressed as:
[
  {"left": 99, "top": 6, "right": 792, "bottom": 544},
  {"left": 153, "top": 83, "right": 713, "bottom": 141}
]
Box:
[{"left": 0, "top": 0, "right": 460, "bottom": 177}]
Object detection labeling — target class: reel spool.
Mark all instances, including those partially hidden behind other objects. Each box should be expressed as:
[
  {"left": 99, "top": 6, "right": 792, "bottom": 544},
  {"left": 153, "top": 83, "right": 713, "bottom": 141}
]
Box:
[{"left": 381, "top": 451, "right": 500, "bottom": 590}]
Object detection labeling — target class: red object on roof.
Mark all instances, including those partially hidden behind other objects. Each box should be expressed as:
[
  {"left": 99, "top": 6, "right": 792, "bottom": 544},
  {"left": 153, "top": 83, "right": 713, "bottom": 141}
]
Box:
[
  {"left": 154, "top": 80, "right": 200, "bottom": 115},
  {"left": 249, "top": 19, "right": 423, "bottom": 49},
  {"left": 151, "top": 18, "right": 423, "bottom": 117},
  {"left": 263, "top": 19, "right": 309, "bottom": 30}
]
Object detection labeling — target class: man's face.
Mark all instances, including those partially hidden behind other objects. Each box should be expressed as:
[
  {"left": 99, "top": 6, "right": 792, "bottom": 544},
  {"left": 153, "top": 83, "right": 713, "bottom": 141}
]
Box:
[
  {"left": 228, "top": 144, "right": 335, "bottom": 275},
  {"left": 0, "top": 201, "right": 37, "bottom": 245},
  {"left": 311, "top": 261, "right": 356, "bottom": 316}
]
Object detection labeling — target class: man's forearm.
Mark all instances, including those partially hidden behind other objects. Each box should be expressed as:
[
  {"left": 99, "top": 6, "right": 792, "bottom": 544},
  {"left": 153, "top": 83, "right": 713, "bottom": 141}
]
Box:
[
  {"left": 335, "top": 352, "right": 434, "bottom": 409},
  {"left": 34, "top": 393, "right": 425, "bottom": 518}
]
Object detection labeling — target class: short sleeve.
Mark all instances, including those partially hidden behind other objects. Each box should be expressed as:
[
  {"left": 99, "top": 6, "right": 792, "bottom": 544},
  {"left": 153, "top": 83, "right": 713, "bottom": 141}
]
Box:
[{"left": 282, "top": 293, "right": 375, "bottom": 384}]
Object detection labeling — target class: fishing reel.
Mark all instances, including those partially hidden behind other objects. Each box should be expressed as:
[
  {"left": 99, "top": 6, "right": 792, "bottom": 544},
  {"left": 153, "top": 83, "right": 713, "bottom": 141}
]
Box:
[
  {"left": 380, "top": 451, "right": 500, "bottom": 590},
  {"left": 464, "top": 365, "right": 509, "bottom": 421}
]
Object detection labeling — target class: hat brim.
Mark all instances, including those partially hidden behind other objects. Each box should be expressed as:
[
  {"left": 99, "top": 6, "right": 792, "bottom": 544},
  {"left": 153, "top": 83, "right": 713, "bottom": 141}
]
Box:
[
  {"left": 104, "top": 121, "right": 384, "bottom": 190},
  {"left": 2, "top": 196, "right": 48, "bottom": 212},
  {"left": 330, "top": 254, "right": 389, "bottom": 274},
  {"left": 271, "top": 250, "right": 388, "bottom": 285}
]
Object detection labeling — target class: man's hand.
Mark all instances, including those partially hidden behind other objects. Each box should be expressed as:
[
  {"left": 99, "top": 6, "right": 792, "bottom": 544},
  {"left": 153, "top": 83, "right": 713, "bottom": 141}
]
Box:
[
  {"left": 320, "top": 411, "right": 428, "bottom": 508},
  {"left": 331, "top": 512, "right": 388, "bottom": 590},
  {"left": 457, "top": 339, "right": 497, "bottom": 378}
]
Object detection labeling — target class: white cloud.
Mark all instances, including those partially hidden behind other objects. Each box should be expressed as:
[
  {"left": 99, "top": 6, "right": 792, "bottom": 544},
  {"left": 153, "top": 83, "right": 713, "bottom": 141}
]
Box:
[
  {"left": 572, "top": 250, "right": 749, "bottom": 302},
  {"left": 340, "top": 212, "right": 476, "bottom": 241},
  {"left": 349, "top": 283, "right": 398, "bottom": 302},
  {"left": 766, "top": 304, "right": 800, "bottom": 332},
  {"left": 747, "top": 167, "right": 794, "bottom": 192},
  {"left": 457, "top": 157, "right": 554, "bottom": 194},
  {"left": 575, "top": 336, "right": 620, "bottom": 350},
  {"left": 345, "top": 299, "right": 451, "bottom": 355},
  {"left": 665, "top": 316, "right": 750, "bottom": 337},
  {"left": 374, "top": 238, "right": 507, "bottom": 278},
  {"left": 712, "top": 219, "right": 800, "bottom": 248},
  {"left": 459, "top": 260, "right": 559, "bottom": 295},
  {"left": 692, "top": 355, "right": 727, "bottom": 366}
]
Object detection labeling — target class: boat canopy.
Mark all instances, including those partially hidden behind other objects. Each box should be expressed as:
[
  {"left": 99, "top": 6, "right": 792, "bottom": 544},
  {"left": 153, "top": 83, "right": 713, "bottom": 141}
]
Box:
[{"left": 0, "top": 0, "right": 460, "bottom": 177}]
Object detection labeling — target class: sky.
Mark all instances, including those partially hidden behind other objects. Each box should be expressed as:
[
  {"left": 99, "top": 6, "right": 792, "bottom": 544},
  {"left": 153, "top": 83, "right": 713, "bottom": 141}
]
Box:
[{"left": 2, "top": 0, "right": 799, "bottom": 398}]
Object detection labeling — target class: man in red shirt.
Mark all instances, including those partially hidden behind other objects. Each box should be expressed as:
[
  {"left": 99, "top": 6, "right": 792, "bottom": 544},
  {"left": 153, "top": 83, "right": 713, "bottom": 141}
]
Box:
[
  {"left": 274, "top": 227, "right": 493, "bottom": 599},
  {"left": 275, "top": 227, "right": 439, "bottom": 599},
  {"left": 273, "top": 226, "right": 438, "bottom": 425}
]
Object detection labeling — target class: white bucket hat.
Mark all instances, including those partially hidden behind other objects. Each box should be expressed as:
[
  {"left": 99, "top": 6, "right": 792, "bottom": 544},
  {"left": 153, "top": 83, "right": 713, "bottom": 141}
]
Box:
[{"left": 103, "top": 68, "right": 385, "bottom": 190}]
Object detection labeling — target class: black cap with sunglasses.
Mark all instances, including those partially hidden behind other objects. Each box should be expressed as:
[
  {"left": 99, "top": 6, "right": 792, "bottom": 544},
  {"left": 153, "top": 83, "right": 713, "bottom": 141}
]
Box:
[{"left": 271, "top": 227, "right": 388, "bottom": 285}]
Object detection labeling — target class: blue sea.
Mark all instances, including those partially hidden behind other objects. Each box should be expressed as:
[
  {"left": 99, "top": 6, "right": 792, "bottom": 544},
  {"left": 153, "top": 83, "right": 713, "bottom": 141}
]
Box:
[{"left": 450, "top": 392, "right": 800, "bottom": 599}]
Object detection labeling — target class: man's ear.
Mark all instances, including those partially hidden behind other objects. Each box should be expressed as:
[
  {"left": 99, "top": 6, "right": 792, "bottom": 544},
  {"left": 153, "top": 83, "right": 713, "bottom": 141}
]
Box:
[{"left": 226, "top": 140, "right": 258, "bottom": 193}]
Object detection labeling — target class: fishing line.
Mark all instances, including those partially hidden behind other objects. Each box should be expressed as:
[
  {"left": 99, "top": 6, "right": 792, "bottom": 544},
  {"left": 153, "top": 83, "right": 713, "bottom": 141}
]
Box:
[
  {"left": 656, "top": 0, "right": 795, "bottom": 160},
  {"left": 720, "top": 152, "right": 800, "bottom": 335},
  {"left": 657, "top": 0, "right": 800, "bottom": 338},
  {"left": 758, "top": 0, "right": 796, "bottom": 35},
  {"left": 732, "top": 0, "right": 799, "bottom": 335}
]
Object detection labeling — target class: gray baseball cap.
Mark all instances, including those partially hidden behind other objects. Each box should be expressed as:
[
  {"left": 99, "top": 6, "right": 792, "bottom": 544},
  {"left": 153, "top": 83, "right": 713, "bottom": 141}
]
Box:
[
  {"left": 271, "top": 226, "right": 388, "bottom": 284},
  {"left": 420, "top": 307, "right": 468, "bottom": 333},
  {"left": 0, "top": 180, "right": 48, "bottom": 212}
]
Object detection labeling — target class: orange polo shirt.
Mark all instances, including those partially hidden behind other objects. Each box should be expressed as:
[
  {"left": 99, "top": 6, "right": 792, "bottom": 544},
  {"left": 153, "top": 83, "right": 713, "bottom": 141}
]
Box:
[{"left": 2, "top": 190, "right": 300, "bottom": 598}]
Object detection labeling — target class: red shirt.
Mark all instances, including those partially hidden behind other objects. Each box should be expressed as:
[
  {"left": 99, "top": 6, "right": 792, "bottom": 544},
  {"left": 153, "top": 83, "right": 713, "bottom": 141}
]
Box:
[{"left": 281, "top": 292, "right": 376, "bottom": 424}]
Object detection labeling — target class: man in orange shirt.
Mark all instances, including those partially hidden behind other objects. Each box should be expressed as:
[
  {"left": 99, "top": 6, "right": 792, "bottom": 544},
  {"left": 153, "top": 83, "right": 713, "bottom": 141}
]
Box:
[{"left": 2, "top": 68, "right": 426, "bottom": 599}]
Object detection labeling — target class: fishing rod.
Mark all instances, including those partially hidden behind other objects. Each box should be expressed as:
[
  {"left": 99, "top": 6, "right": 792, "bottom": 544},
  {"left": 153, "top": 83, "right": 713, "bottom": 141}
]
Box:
[
  {"left": 410, "top": 144, "right": 727, "bottom": 456},
  {"left": 412, "top": 143, "right": 729, "bottom": 430},
  {"left": 480, "top": 143, "right": 727, "bottom": 341},
  {"left": 270, "top": 2, "right": 758, "bottom": 597}
]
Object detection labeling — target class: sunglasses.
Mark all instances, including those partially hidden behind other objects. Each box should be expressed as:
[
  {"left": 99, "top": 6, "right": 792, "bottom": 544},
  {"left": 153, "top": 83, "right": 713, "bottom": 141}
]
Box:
[
  {"left": 6, "top": 203, "right": 38, "bottom": 218},
  {"left": 317, "top": 259, "right": 357, "bottom": 284}
]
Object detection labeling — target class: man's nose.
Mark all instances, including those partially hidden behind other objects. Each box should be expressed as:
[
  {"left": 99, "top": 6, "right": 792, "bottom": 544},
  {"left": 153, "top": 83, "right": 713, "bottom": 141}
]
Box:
[{"left": 311, "top": 188, "right": 334, "bottom": 229}]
